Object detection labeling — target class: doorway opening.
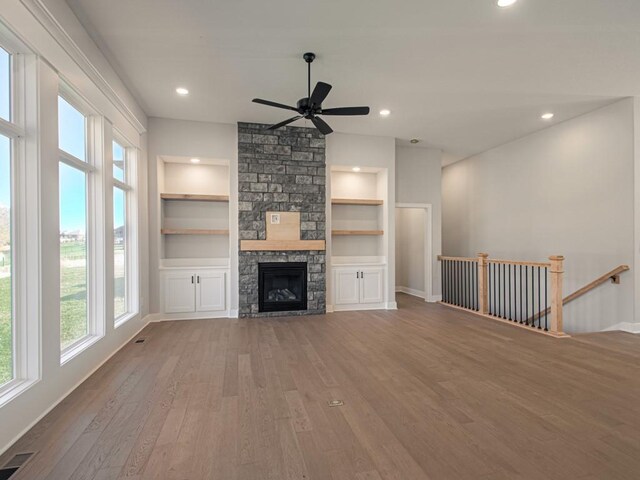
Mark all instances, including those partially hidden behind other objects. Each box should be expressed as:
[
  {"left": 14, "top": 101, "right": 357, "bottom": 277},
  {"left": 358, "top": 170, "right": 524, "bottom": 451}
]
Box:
[{"left": 395, "top": 204, "right": 433, "bottom": 305}]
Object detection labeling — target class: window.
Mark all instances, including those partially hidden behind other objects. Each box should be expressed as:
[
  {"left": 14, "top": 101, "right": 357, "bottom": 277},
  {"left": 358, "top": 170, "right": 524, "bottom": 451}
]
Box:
[
  {"left": 58, "top": 95, "right": 91, "bottom": 351},
  {"left": 112, "top": 139, "right": 135, "bottom": 324},
  {"left": 0, "top": 134, "right": 11, "bottom": 386},
  {"left": 0, "top": 36, "right": 40, "bottom": 401},
  {"left": 0, "top": 47, "right": 9, "bottom": 122},
  {"left": 0, "top": 45, "right": 14, "bottom": 389}
]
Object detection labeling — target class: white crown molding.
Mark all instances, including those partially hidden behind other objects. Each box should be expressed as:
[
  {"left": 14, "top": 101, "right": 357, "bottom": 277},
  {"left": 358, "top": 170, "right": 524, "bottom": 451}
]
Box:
[{"left": 19, "top": 0, "right": 146, "bottom": 134}]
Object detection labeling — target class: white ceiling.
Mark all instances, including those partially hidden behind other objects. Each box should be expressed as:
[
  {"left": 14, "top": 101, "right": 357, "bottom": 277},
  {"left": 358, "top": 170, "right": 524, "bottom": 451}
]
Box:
[{"left": 65, "top": 0, "right": 640, "bottom": 159}]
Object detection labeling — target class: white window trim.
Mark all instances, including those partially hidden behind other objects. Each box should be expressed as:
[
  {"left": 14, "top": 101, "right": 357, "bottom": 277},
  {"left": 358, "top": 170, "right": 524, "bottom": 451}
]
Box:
[
  {"left": 112, "top": 133, "right": 138, "bottom": 327},
  {"left": 0, "top": 38, "right": 41, "bottom": 405},
  {"left": 58, "top": 90, "right": 106, "bottom": 364}
]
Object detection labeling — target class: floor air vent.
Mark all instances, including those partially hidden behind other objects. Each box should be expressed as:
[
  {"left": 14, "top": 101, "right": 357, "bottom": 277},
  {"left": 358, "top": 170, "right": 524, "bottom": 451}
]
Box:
[{"left": 0, "top": 452, "right": 35, "bottom": 479}]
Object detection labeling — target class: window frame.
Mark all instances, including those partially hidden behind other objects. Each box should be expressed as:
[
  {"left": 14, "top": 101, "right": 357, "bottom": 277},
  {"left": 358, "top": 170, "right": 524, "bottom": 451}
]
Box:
[
  {"left": 0, "top": 31, "right": 40, "bottom": 405},
  {"left": 58, "top": 87, "right": 105, "bottom": 363},
  {"left": 112, "top": 132, "right": 138, "bottom": 327}
]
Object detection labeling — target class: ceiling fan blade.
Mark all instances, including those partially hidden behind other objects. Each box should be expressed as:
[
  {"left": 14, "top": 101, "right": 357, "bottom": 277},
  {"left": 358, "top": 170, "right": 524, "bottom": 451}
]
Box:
[
  {"left": 266, "top": 115, "right": 303, "bottom": 130},
  {"left": 310, "top": 116, "right": 333, "bottom": 135},
  {"left": 321, "top": 106, "right": 370, "bottom": 116},
  {"left": 253, "top": 98, "right": 299, "bottom": 112},
  {"left": 309, "top": 82, "right": 332, "bottom": 107}
]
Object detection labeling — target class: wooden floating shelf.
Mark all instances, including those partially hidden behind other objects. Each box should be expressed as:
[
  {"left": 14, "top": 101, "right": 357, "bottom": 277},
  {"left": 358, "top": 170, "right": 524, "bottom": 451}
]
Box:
[
  {"left": 161, "top": 229, "right": 229, "bottom": 235},
  {"left": 240, "top": 240, "right": 326, "bottom": 252},
  {"left": 332, "top": 230, "right": 384, "bottom": 236},
  {"left": 331, "top": 198, "right": 384, "bottom": 206},
  {"left": 161, "top": 193, "right": 230, "bottom": 202}
]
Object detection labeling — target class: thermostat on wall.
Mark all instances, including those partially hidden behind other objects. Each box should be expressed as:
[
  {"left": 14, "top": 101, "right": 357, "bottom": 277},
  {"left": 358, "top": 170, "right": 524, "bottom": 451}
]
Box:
[{"left": 270, "top": 213, "right": 281, "bottom": 224}]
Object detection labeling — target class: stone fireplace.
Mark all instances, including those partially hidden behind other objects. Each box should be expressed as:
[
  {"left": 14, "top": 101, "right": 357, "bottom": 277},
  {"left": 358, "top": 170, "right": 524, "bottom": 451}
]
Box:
[{"left": 238, "top": 122, "right": 326, "bottom": 318}]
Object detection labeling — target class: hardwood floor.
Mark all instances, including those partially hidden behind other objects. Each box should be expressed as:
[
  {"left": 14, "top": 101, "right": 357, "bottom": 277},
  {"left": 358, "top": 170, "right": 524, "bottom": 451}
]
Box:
[{"left": 2, "top": 293, "right": 640, "bottom": 479}]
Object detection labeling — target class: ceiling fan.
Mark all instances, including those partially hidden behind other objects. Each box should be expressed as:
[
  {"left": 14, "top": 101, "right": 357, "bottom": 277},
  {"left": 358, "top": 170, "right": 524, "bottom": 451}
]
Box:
[{"left": 252, "top": 52, "right": 370, "bottom": 135}]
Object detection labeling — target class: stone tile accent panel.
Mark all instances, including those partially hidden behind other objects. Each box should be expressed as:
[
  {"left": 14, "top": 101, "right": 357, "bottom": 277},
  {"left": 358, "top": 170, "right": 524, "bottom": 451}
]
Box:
[{"left": 238, "top": 122, "right": 326, "bottom": 317}]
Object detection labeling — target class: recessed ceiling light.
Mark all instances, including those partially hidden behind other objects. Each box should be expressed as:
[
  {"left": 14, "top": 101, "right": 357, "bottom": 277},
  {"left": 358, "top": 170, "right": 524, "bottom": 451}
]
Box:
[
  {"left": 410, "top": 139, "right": 420, "bottom": 144},
  {"left": 541, "top": 113, "right": 555, "bottom": 120},
  {"left": 190, "top": 158, "right": 201, "bottom": 164},
  {"left": 379, "top": 109, "right": 391, "bottom": 117},
  {"left": 352, "top": 167, "right": 361, "bottom": 172},
  {"left": 497, "top": 0, "right": 518, "bottom": 7},
  {"left": 176, "top": 87, "right": 189, "bottom": 96}
]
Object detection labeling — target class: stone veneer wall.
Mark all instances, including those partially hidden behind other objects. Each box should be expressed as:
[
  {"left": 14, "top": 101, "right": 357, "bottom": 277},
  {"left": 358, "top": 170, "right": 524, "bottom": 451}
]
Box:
[{"left": 238, "top": 122, "right": 326, "bottom": 318}]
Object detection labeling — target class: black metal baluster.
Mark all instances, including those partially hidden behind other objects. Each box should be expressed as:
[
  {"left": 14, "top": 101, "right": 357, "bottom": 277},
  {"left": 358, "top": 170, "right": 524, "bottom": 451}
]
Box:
[
  {"left": 475, "top": 261, "right": 479, "bottom": 311},
  {"left": 530, "top": 266, "right": 535, "bottom": 328},
  {"left": 537, "top": 266, "right": 542, "bottom": 329},
  {"left": 444, "top": 260, "right": 448, "bottom": 303},
  {"left": 468, "top": 262, "right": 471, "bottom": 309},
  {"left": 502, "top": 264, "right": 506, "bottom": 319},
  {"left": 519, "top": 265, "right": 523, "bottom": 324},
  {"left": 525, "top": 266, "right": 529, "bottom": 326},
  {"left": 487, "top": 263, "right": 493, "bottom": 314},
  {"left": 498, "top": 263, "right": 501, "bottom": 318},
  {"left": 457, "top": 261, "right": 461, "bottom": 306},
  {"left": 544, "top": 266, "right": 548, "bottom": 331},
  {"left": 445, "top": 260, "right": 449, "bottom": 303},
  {"left": 508, "top": 264, "right": 512, "bottom": 321},
  {"left": 464, "top": 261, "right": 468, "bottom": 308},
  {"left": 489, "top": 263, "right": 496, "bottom": 315}
]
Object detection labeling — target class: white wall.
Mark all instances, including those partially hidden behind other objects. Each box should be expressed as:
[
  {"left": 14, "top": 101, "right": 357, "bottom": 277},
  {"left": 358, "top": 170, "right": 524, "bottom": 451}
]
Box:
[
  {"left": 395, "top": 146, "right": 443, "bottom": 297},
  {"left": 442, "top": 99, "right": 635, "bottom": 333},
  {"left": 0, "top": 0, "right": 149, "bottom": 455},
  {"left": 147, "top": 118, "right": 238, "bottom": 314},
  {"left": 326, "top": 133, "right": 396, "bottom": 307},
  {"left": 395, "top": 208, "right": 426, "bottom": 295}
]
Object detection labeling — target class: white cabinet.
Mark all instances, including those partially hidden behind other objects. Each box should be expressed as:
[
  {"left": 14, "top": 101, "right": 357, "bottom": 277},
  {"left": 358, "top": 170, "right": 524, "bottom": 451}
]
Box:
[
  {"left": 332, "top": 265, "right": 386, "bottom": 309},
  {"left": 164, "top": 271, "right": 197, "bottom": 313},
  {"left": 360, "top": 267, "right": 384, "bottom": 304},
  {"left": 334, "top": 268, "right": 361, "bottom": 305},
  {"left": 196, "top": 271, "right": 226, "bottom": 312},
  {"left": 162, "top": 268, "right": 227, "bottom": 315}
]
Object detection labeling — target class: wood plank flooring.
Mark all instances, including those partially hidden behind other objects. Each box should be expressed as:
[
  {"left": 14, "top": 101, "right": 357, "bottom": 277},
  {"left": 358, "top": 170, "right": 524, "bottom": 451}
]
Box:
[{"left": 2, "top": 293, "right": 640, "bottom": 479}]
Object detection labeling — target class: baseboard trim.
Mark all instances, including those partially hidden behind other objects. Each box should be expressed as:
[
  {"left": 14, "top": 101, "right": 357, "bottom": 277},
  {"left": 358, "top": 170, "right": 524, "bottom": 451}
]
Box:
[
  {"left": 149, "top": 311, "right": 231, "bottom": 322},
  {"left": 427, "top": 294, "right": 442, "bottom": 303},
  {"left": 602, "top": 322, "right": 640, "bottom": 334},
  {"left": 395, "top": 286, "right": 425, "bottom": 299},
  {"left": 0, "top": 315, "right": 151, "bottom": 457}
]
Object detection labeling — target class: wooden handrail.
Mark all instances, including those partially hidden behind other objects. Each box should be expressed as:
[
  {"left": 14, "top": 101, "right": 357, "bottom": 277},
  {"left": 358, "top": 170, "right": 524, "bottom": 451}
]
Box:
[{"left": 529, "top": 265, "right": 630, "bottom": 322}]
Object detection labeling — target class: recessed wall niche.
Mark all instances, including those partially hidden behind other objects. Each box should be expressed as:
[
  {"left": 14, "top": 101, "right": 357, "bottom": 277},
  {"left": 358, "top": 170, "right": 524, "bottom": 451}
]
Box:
[{"left": 158, "top": 156, "right": 231, "bottom": 263}]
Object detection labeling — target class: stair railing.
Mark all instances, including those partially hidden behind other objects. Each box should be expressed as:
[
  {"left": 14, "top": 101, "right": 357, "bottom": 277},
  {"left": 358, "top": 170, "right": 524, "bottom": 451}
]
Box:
[{"left": 438, "top": 253, "right": 629, "bottom": 338}]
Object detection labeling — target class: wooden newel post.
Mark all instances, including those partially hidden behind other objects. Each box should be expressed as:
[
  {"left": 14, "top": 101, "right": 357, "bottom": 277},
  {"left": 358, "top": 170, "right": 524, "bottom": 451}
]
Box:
[
  {"left": 478, "top": 253, "right": 489, "bottom": 314},
  {"left": 549, "top": 255, "right": 565, "bottom": 335}
]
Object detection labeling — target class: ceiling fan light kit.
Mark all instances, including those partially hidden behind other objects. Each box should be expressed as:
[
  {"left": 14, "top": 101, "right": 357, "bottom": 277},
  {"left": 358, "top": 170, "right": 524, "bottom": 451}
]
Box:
[{"left": 252, "top": 52, "right": 370, "bottom": 135}]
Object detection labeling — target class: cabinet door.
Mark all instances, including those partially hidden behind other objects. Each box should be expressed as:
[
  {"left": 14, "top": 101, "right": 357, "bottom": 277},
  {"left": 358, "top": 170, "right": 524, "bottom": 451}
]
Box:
[
  {"left": 360, "top": 267, "right": 385, "bottom": 304},
  {"left": 333, "top": 268, "right": 361, "bottom": 305},
  {"left": 164, "top": 272, "right": 196, "bottom": 313},
  {"left": 196, "top": 271, "right": 226, "bottom": 312}
]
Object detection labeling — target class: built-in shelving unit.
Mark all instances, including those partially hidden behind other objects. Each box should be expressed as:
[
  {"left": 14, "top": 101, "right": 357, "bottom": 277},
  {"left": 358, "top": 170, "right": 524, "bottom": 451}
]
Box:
[
  {"left": 328, "top": 166, "right": 390, "bottom": 312},
  {"left": 332, "top": 230, "right": 384, "bottom": 236},
  {"left": 159, "top": 157, "right": 231, "bottom": 262},
  {"left": 330, "top": 168, "right": 387, "bottom": 258}
]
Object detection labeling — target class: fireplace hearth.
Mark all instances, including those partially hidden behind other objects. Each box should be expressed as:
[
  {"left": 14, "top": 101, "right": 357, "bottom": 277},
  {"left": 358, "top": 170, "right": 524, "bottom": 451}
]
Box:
[{"left": 259, "top": 262, "right": 307, "bottom": 313}]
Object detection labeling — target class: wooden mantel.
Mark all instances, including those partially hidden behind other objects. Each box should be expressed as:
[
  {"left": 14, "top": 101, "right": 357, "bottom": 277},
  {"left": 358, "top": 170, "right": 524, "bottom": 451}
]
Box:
[
  {"left": 240, "top": 240, "right": 326, "bottom": 251},
  {"left": 240, "top": 211, "right": 326, "bottom": 251}
]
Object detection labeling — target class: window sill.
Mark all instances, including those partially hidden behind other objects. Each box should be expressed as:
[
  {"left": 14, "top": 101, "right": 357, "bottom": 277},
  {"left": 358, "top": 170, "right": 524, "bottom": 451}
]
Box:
[
  {"left": 114, "top": 311, "right": 138, "bottom": 329},
  {"left": 0, "top": 377, "right": 39, "bottom": 409},
  {"left": 60, "top": 334, "right": 102, "bottom": 366}
]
